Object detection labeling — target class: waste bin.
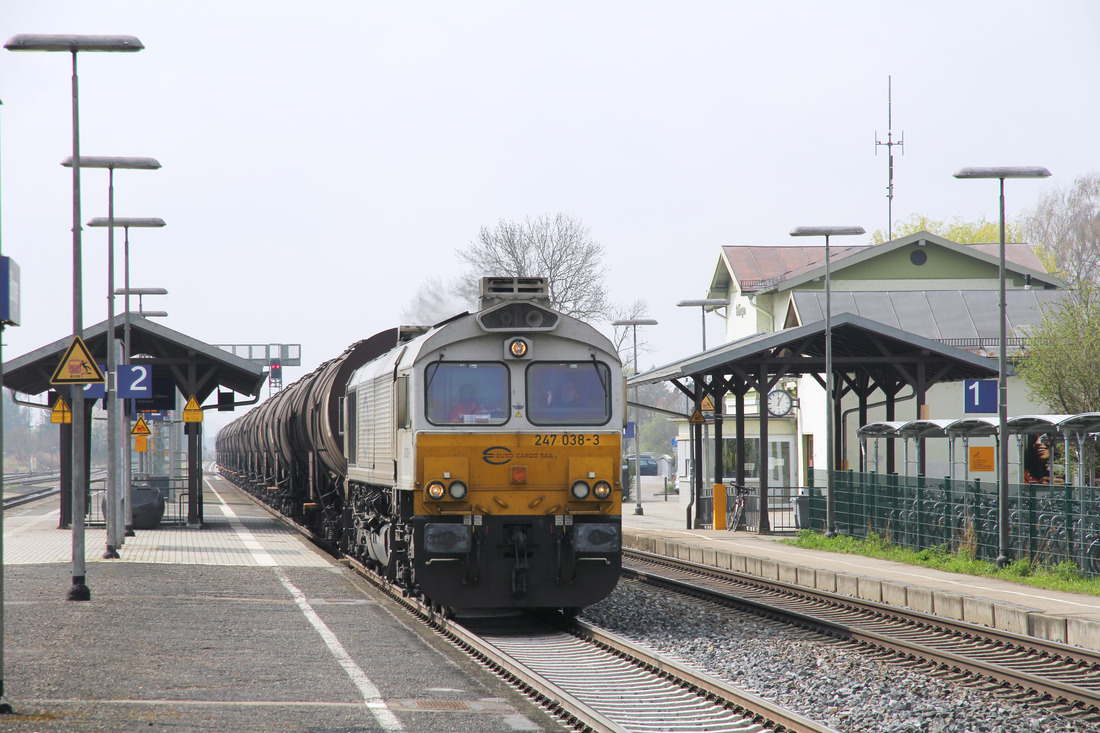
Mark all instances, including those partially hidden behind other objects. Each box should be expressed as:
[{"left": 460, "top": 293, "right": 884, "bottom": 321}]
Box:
[
  {"left": 621, "top": 466, "right": 631, "bottom": 501},
  {"left": 792, "top": 489, "right": 809, "bottom": 529}
]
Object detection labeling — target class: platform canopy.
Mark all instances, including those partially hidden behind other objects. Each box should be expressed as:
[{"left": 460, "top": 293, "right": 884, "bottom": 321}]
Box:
[
  {"left": 3, "top": 316, "right": 266, "bottom": 404},
  {"left": 631, "top": 312, "right": 999, "bottom": 391},
  {"left": 627, "top": 312, "right": 999, "bottom": 531}
]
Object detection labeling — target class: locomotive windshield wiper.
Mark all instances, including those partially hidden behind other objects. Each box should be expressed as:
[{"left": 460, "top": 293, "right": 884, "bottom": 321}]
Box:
[{"left": 588, "top": 355, "right": 609, "bottom": 397}]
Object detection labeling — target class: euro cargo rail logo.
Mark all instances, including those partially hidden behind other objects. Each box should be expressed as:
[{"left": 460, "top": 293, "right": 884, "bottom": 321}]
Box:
[{"left": 482, "top": 446, "right": 512, "bottom": 465}]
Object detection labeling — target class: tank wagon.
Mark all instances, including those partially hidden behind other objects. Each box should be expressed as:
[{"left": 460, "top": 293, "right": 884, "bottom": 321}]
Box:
[{"left": 217, "top": 277, "right": 624, "bottom": 611}]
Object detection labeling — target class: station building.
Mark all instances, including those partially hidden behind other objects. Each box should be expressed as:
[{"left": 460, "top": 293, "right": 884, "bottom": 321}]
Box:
[{"left": 671, "top": 230, "right": 1065, "bottom": 494}]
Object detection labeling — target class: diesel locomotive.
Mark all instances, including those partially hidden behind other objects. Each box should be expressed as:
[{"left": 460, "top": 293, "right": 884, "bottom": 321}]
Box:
[{"left": 216, "top": 277, "right": 624, "bottom": 611}]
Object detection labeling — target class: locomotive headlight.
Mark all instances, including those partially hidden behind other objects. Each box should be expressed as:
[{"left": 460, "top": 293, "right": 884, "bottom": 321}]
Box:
[
  {"left": 593, "top": 481, "right": 612, "bottom": 500},
  {"left": 448, "top": 480, "right": 468, "bottom": 500},
  {"left": 506, "top": 337, "right": 532, "bottom": 359},
  {"left": 570, "top": 480, "right": 591, "bottom": 500},
  {"left": 426, "top": 481, "right": 447, "bottom": 500}
]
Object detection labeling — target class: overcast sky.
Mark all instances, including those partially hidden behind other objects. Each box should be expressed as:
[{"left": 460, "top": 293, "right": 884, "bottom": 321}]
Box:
[{"left": 2, "top": 1, "right": 1098, "bottom": 432}]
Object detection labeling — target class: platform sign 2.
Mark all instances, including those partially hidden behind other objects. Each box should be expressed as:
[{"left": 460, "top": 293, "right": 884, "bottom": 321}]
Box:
[
  {"left": 964, "top": 379, "right": 997, "bottom": 414},
  {"left": 117, "top": 365, "right": 153, "bottom": 398},
  {"left": 82, "top": 364, "right": 153, "bottom": 400}
]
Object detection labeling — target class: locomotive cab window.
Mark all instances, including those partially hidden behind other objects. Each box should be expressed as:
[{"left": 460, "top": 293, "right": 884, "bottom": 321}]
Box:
[
  {"left": 526, "top": 361, "right": 612, "bottom": 426},
  {"left": 425, "top": 362, "right": 509, "bottom": 425}
]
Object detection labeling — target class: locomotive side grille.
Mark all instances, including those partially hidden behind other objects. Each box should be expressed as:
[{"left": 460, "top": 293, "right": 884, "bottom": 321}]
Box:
[{"left": 478, "top": 302, "right": 559, "bottom": 331}]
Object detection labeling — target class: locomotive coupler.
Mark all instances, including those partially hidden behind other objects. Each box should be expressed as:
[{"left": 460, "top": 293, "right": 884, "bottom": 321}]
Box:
[{"left": 509, "top": 527, "right": 528, "bottom": 598}]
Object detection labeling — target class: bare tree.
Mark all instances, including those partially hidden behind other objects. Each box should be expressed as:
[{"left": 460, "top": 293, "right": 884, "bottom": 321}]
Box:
[
  {"left": 609, "top": 298, "right": 653, "bottom": 371},
  {"left": 1023, "top": 172, "right": 1100, "bottom": 286},
  {"left": 459, "top": 213, "right": 609, "bottom": 320}
]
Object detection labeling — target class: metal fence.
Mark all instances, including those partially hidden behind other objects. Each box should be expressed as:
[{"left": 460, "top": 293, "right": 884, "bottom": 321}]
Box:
[
  {"left": 808, "top": 470, "right": 1100, "bottom": 576},
  {"left": 695, "top": 483, "right": 808, "bottom": 532},
  {"left": 86, "top": 478, "right": 189, "bottom": 527}
]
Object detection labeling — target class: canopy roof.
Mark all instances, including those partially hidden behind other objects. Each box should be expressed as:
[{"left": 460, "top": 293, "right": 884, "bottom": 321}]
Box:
[
  {"left": 630, "top": 312, "right": 998, "bottom": 389},
  {"left": 858, "top": 413, "right": 1100, "bottom": 440},
  {"left": 3, "top": 316, "right": 266, "bottom": 403}
]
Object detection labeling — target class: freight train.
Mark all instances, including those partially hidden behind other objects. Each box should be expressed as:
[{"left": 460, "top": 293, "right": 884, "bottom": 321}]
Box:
[{"left": 216, "top": 277, "right": 624, "bottom": 612}]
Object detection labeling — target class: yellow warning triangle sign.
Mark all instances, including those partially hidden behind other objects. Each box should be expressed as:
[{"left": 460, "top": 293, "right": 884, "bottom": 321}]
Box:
[
  {"left": 690, "top": 409, "right": 706, "bottom": 424},
  {"left": 131, "top": 415, "right": 151, "bottom": 436},
  {"left": 50, "top": 396, "right": 72, "bottom": 424},
  {"left": 50, "top": 336, "right": 105, "bottom": 385},
  {"left": 183, "top": 395, "right": 203, "bottom": 423}
]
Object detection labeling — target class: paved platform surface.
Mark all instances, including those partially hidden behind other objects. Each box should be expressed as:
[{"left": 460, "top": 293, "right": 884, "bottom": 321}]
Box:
[
  {"left": 623, "top": 476, "right": 1100, "bottom": 650},
  {"left": 0, "top": 472, "right": 562, "bottom": 732}
]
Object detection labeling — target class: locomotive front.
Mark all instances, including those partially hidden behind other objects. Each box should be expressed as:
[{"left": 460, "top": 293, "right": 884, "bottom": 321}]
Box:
[{"left": 345, "top": 278, "right": 624, "bottom": 611}]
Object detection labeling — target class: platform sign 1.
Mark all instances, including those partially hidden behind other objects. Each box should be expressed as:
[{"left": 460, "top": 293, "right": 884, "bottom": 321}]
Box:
[
  {"left": 83, "top": 367, "right": 108, "bottom": 399},
  {"left": 964, "top": 379, "right": 997, "bottom": 414}
]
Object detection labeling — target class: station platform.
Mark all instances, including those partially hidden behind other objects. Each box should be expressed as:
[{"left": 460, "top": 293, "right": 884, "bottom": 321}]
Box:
[
  {"left": 0, "top": 472, "right": 561, "bottom": 732},
  {"left": 623, "top": 476, "right": 1100, "bottom": 652}
]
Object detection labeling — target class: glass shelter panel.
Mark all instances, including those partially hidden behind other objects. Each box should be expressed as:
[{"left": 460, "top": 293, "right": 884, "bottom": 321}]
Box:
[{"left": 425, "top": 362, "right": 509, "bottom": 425}]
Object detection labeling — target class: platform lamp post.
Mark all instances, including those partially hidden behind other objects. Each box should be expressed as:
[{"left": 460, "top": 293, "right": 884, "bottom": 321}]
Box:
[
  {"left": 90, "top": 218, "right": 165, "bottom": 536},
  {"left": 5, "top": 33, "right": 144, "bottom": 602},
  {"left": 677, "top": 298, "right": 730, "bottom": 526},
  {"left": 953, "top": 166, "right": 1050, "bottom": 568},
  {"left": 72, "top": 157, "right": 160, "bottom": 558},
  {"left": 612, "top": 318, "right": 658, "bottom": 515},
  {"left": 789, "top": 226, "right": 864, "bottom": 538}
]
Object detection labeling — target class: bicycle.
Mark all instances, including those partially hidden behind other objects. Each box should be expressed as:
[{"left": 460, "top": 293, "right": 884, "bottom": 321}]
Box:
[{"left": 726, "top": 483, "right": 750, "bottom": 532}]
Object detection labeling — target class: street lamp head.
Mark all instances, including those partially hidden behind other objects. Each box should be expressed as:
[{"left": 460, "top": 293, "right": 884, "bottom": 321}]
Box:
[
  {"left": 789, "top": 226, "right": 866, "bottom": 237},
  {"left": 4, "top": 34, "right": 143, "bottom": 52},
  {"left": 63, "top": 156, "right": 161, "bottom": 170},
  {"left": 677, "top": 299, "right": 730, "bottom": 308},
  {"left": 116, "top": 287, "right": 168, "bottom": 296},
  {"left": 88, "top": 217, "right": 166, "bottom": 228},
  {"left": 612, "top": 319, "right": 659, "bottom": 326},
  {"left": 953, "top": 166, "right": 1051, "bottom": 180}
]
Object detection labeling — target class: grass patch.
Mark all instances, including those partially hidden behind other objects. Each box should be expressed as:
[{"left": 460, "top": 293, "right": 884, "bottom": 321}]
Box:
[{"left": 781, "top": 530, "right": 1100, "bottom": 596}]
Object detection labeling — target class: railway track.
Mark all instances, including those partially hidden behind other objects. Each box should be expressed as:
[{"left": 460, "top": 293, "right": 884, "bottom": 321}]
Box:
[
  {"left": 358, "top": 570, "right": 837, "bottom": 733},
  {"left": 622, "top": 548, "right": 1100, "bottom": 723},
  {"left": 232, "top": 477, "right": 833, "bottom": 732}
]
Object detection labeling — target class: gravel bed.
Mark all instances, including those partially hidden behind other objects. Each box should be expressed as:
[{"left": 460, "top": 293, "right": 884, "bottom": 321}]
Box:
[{"left": 582, "top": 579, "right": 1094, "bottom": 733}]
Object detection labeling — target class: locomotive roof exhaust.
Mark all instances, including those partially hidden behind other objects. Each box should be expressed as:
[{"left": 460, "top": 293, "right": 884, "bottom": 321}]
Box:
[
  {"left": 478, "top": 277, "right": 550, "bottom": 309},
  {"left": 477, "top": 277, "right": 559, "bottom": 332}
]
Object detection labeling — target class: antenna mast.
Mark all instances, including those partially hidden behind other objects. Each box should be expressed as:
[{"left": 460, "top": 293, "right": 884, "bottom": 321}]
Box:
[{"left": 875, "top": 76, "right": 904, "bottom": 240}]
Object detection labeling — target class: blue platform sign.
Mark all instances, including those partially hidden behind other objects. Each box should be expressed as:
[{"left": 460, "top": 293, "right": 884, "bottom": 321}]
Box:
[
  {"left": 117, "top": 364, "right": 153, "bottom": 398},
  {"left": 964, "top": 379, "right": 997, "bottom": 414},
  {"left": 83, "top": 367, "right": 107, "bottom": 399},
  {"left": 624, "top": 421, "right": 635, "bottom": 439},
  {"left": 82, "top": 364, "right": 154, "bottom": 399}
]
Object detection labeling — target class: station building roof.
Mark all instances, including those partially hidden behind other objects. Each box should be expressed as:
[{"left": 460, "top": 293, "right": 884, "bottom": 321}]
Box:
[{"left": 787, "top": 289, "right": 1063, "bottom": 354}]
